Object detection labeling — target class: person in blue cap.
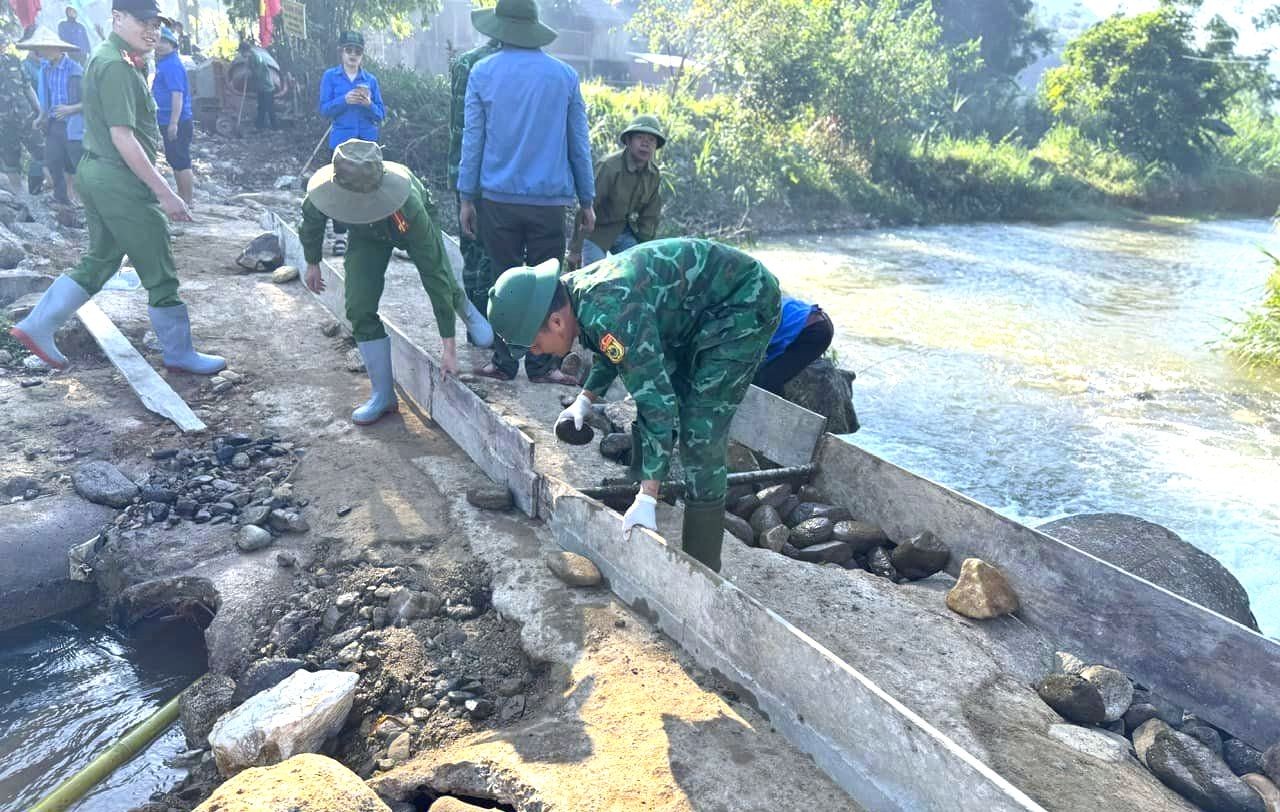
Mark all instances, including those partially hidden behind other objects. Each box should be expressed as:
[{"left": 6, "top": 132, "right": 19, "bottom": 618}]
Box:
[{"left": 152, "top": 24, "right": 194, "bottom": 205}]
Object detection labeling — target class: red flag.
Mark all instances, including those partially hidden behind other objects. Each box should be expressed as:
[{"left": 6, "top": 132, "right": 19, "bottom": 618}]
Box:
[
  {"left": 258, "top": 0, "right": 282, "bottom": 47},
  {"left": 9, "top": 0, "right": 42, "bottom": 28}
]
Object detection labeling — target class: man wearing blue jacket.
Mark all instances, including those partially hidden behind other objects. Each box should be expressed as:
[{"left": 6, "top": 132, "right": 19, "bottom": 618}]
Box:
[
  {"left": 457, "top": 0, "right": 594, "bottom": 385},
  {"left": 318, "top": 30, "right": 384, "bottom": 256}
]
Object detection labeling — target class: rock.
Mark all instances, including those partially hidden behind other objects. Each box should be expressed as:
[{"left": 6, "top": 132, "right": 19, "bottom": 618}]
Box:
[
  {"left": 2, "top": 475, "right": 39, "bottom": 497},
  {"left": 72, "top": 461, "right": 139, "bottom": 508},
  {"left": 749, "top": 504, "right": 783, "bottom": 537},
  {"left": 192, "top": 753, "right": 392, "bottom": 811},
  {"left": 546, "top": 551, "right": 602, "bottom": 587},
  {"left": 321, "top": 321, "right": 342, "bottom": 338},
  {"left": 276, "top": 551, "right": 297, "bottom": 568},
  {"left": 386, "top": 732, "right": 412, "bottom": 762},
  {"left": 756, "top": 483, "right": 792, "bottom": 509},
  {"left": 1037, "top": 513, "right": 1259, "bottom": 630},
  {"left": 345, "top": 349, "right": 366, "bottom": 373},
  {"left": 789, "top": 517, "right": 834, "bottom": 548},
  {"left": 726, "top": 442, "right": 759, "bottom": 473},
  {"left": 945, "top": 558, "right": 1019, "bottom": 619},
  {"left": 832, "top": 520, "right": 891, "bottom": 554},
  {"left": 1133, "top": 720, "right": 1265, "bottom": 812},
  {"left": 1264, "top": 744, "right": 1280, "bottom": 785},
  {"left": 238, "top": 525, "right": 274, "bottom": 552},
  {"left": 1036, "top": 675, "right": 1107, "bottom": 725},
  {"left": 598, "top": 432, "right": 631, "bottom": 463},
  {"left": 466, "top": 484, "right": 512, "bottom": 511},
  {"left": 429, "top": 799, "right": 492, "bottom": 812},
  {"left": 268, "top": 509, "right": 309, "bottom": 533},
  {"left": 760, "top": 524, "right": 791, "bottom": 553},
  {"left": 180, "top": 674, "right": 238, "bottom": 749},
  {"left": 269, "top": 610, "right": 320, "bottom": 657},
  {"left": 233, "top": 658, "right": 307, "bottom": 703},
  {"left": 777, "top": 495, "right": 800, "bottom": 523},
  {"left": 1224, "top": 740, "right": 1265, "bottom": 777},
  {"left": 780, "top": 358, "right": 858, "bottom": 433},
  {"left": 0, "top": 224, "right": 24, "bottom": 269},
  {"left": 388, "top": 587, "right": 442, "bottom": 623},
  {"left": 1047, "top": 723, "right": 1130, "bottom": 763},
  {"left": 1181, "top": 720, "right": 1224, "bottom": 756},
  {"left": 1243, "top": 774, "right": 1280, "bottom": 812},
  {"left": 889, "top": 531, "right": 951, "bottom": 580},
  {"left": 243, "top": 505, "right": 272, "bottom": 526},
  {"left": 1124, "top": 703, "right": 1163, "bottom": 732},
  {"left": 232, "top": 452, "right": 252, "bottom": 469},
  {"left": 465, "top": 698, "right": 494, "bottom": 719},
  {"left": 273, "top": 175, "right": 299, "bottom": 190},
  {"left": 795, "top": 541, "right": 854, "bottom": 564},
  {"left": 866, "top": 546, "right": 899, "bottom": 580},
  {"left": 236, "top": 233, "right": 284, "bottom": 272},
  {"left": 730, "top": 493, "right": 761, "bottom": 520},
  {"left": 209, "top": 670, "right": 358, "bottom": 776},
  {"left": 724, "top": 512, "right": 754, "bottom": 544},
  {"left": 1080, "top": 665, "right": 1133, "bottom": 723},
  {"left": 786, "top": 502, "right": 852, "bottom": 526},
  {"left": 1055, "top": 651, "right": 1088, "bottom": 676},
  {"left": 140, "top": 485, "right": 177, "bottom": 504}
]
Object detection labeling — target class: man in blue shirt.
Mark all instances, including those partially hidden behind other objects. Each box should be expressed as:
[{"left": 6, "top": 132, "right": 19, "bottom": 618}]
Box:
[
  {"left": 19, "top": 28, "right": 83, "bottom": 206},
  {"left": 58, "top": 6, "right": 93, "bottom": 64},
  {"left": 317, "top": 30, "right": 384, "bottom": 256},
  {"left": 153, "top": 26, "right": 193, "bottom": 204},
  {"left": 18, "top": 45, "right": 45, "bottom": 195},
  {"left": 458, "top": 0, "right": 595, "bottom": 385},
  {"left": 753, "top": 295, "right": 834, "bottom": 394}
]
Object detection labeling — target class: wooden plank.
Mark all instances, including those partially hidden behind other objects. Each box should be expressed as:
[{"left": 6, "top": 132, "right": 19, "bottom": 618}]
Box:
[
  {"left": 814, "top": 434, "right": 1280, "bottom": 749},
  {"left": 75, "top": 301, "right": 206, "bottom": 433},
  {"left": 731, "top": 384, "right": 827, "bottom": 466},
  {"left": 546, "top": 477, "right": 1045, "bottom": 812}
]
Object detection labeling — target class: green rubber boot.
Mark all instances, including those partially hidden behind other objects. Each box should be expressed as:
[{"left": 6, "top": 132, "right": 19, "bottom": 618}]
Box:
[{"left": 682, "top": 498, "right": 726, "bottom": 572}]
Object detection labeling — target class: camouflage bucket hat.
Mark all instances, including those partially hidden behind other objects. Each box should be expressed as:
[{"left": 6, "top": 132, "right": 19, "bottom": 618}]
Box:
[
  {"left": 620, "top": 114, "right": 666, "bottom": 149},
  {"left": 306, "top": 140, "right": 412, "bottom": 225},
  {"left": 471, "top": 0, "right": 556, "bottom": 49},
  {"left": 486, "top": 258, "right": 561, "bottom": 359}
]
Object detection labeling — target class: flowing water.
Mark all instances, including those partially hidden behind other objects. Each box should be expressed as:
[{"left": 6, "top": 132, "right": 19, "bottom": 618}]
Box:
[
  {"left": 757, "top": 217, "right": 1280, "bottom": 637},
  {"left": 0, "top": 614, "right": 207, "bottom": 811}
]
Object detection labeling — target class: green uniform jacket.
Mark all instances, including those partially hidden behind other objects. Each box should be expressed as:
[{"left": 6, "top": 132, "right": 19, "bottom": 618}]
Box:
[
  {"left": 585, "top": 148, "right": 662, "bottom": 251},
  {"left": 299, "top": 174, "right": 462, "bottom": 338},
  {"left": 567, "top": 238, "right": 780, "bottom": 482},
  {"left": 447, "top": 41, "right": 500, "bottom": 189},
  {"left": 82, "top": 33, "right": 161, "bottom": 166},
  {"left": 0, "top": 52, "right": 36, "bottom": 128}
]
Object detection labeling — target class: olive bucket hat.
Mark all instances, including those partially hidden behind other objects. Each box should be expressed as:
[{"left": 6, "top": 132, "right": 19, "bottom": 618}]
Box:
[
  {"left": 486, "top": 258, "right": 561, "bottom": 359},
  {"left": 620, "top": 114, "right": 667, "bottom": 149},
  {"left": 306, "top": 140, "right": 413, "bottom": 225},
  {"left": 472, "top": 0, "right": 557, "bottom": 49}
]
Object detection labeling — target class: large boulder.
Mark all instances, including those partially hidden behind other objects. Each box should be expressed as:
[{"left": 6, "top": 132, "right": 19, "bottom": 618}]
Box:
[
  {"left": 72, "top": 461, "right": 139, "bottom": 509},
  {"left": 180, "top": 674, "right": 239, "bottom": 749},
  {"left": 236, "top": 232, "right": 284, "bottom": 272},
  {"left": 1037, "top": 513, "right": 1258, "bottom": 630},
  {"left": 780, "top": 359, "right": 859, "bottom": 434},
  {"left": 0, "top": 224, "right": 24, "bottom": 270},
  {"left": 1133, "top": 720, "right": 1266, "bottom": 812},
  {"left": 193, "top": 754, "right": 391, "bottom": 811},
  {"left": 208, "top": 669, "right": 359, "bottom": 776}
]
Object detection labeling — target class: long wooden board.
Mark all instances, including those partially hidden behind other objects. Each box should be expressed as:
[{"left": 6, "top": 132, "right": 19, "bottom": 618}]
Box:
[
  {"left": 814, "top": 434, "right": 1280, "bottom": 749},
  {"left": 730, "top": 384, "right": 827, "bottom": 466},
  {"left": 76, "top": 301, "right": 206, "bottom": 433}
]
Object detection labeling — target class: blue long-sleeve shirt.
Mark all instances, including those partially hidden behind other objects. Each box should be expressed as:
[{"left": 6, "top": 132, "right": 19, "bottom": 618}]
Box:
[
  {"left": 457, "top": 47, "right": 594, "bottom": 207},
  {"left": 39, "top": 56, "right": 84, "bottom": 141},
  {"left": 318, "top": 66, "right": 384, "bottom": 149},
  {"left": 152, "top": 51, "right": 193, "bottom": 126}
]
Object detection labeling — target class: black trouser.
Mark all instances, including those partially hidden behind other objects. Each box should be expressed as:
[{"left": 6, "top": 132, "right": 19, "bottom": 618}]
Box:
[
  {"left": 477, "top": 198, "right": 565, "bottom": 379},
  {"left": 752, "top": 310, "right": 834, "bottom": 394},
  {"left": 255, "top": 90, "right": 277, "bottom": 130},
  {"left": 44, "top": 120, "right": 83, "bottom": 205}
]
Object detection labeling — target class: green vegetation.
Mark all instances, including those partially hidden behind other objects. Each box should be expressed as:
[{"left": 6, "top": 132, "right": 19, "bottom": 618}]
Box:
[{"left": 1230, "top": 251, "right": 1280, "bottom": 369}]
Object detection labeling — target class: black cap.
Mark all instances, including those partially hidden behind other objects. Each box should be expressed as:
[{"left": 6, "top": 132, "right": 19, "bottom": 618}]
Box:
[
  {"left": 112, "top": 0, "right": 173, "bottom": 23},
  {"left": 338, "top": 31, "right": 365, "bottom": 48}
]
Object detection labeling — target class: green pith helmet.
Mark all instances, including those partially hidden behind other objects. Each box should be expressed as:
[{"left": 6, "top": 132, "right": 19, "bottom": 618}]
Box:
[
  {"left": 620, "top": 114, "right": 666, "bottom": 149},
  {"left": 486, "top": 258, "right": 561, "bottom": 358}
]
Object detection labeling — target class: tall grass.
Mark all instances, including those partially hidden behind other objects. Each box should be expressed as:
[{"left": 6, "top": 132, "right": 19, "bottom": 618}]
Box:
[{"left": 1229, "top": 250, "right": 1280, "bottom": 369}]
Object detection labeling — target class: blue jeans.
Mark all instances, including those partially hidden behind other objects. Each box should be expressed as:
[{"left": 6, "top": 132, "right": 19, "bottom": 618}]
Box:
[{"left": 582, "top": 227, "right": 639, "bottom": 265}]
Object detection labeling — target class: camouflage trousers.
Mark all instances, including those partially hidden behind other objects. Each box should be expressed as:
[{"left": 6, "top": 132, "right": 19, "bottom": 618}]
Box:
[
  {"left": 631, "top": 283, "right": 781, "bottom": 503},
  {"left": 456, "top": 192, "right": 493, "bottom": 316}
]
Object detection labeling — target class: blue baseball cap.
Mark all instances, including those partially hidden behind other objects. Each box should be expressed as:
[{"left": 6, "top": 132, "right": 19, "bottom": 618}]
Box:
[{"left": 160, "top": 26, "right": 178, "bottom": 45}]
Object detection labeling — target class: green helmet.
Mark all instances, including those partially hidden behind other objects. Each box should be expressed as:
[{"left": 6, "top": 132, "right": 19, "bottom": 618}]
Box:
[
  {"left": 620, "top": 114, "right": 666, "bottom": 149},
  {"left": 486, "top": 258, "right": 561, "bottom": 359}
]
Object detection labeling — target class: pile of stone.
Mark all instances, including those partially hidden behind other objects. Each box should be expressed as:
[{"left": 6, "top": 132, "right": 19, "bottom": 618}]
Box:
[
  {"left": 74, "top": 434, "right": 305, "bottom": 545},
  {"left": 1035, "top": 653, "right": 1280, "bottom": 811},
  {"left": 722, "top": 479, "right": 952, "bottom": 582}
]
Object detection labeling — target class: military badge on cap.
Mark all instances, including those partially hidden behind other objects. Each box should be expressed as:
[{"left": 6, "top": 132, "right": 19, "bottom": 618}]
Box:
[{"left": 600, "top": 333, "right": 626, "bottom": 364}]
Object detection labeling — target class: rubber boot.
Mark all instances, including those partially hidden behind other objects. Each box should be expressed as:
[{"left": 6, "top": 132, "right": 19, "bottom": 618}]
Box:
[
  {"left": 10, "top": 274, "right": 92, "bottom": 370},
  {"left": 352, "top": 337, "right": 397, "bottom": 425},
  {"left": 463, "top": 298, "right": 494, "bottom": 348},
  {"left": 148, "top": 304, "right": 226, "bottom": 375},
  {"left": 682, "top": 498, "right": 726, "bottom": 573}
]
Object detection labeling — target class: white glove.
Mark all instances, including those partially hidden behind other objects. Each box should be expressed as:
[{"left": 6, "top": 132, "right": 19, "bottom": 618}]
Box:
[
  {"left": 557, "top": 392, "right": 593, "bottom": 430},
  {"left": 622, "top": 493, "right": 658, "bottom": 539}
]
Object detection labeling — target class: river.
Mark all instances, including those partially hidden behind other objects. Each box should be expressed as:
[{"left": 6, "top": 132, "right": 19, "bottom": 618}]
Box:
[{"left": 757, "top": 217, "right": 1280, "bottom": 637}]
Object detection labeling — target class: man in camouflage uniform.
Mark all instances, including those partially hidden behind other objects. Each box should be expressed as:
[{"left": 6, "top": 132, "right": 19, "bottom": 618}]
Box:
[
  {"left": 448, "top": 37, "right": 500, "bottom": 338},
  {"left": 486, "top": 238, "right": 781, "bottom": 572},
  {"left": 0, "top": 34, "right": 44, "bottom": 197}
]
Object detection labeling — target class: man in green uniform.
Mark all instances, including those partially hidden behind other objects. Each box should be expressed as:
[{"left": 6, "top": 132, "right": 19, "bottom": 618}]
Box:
[
  {"left": 486, "top": 238, "right": 781, "bottom": 572},
  {"left": 568, "top": 115, "right": 665, "bottom": 269},
  {"left": 448, "top": 36, "right": 500, "bottom": 338},
  {"left": 10, "top": 0, "right": 225, "bottom": 376},
  {"left": 0, "top": 33, "right": 45, "bottom": 198},
  {"left": 301, "top": 139, "right": 493, "bottom": 425}
]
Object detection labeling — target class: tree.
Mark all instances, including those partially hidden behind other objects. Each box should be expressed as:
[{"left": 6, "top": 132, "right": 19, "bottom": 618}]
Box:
[
  {"left": 1040, "top": 7, "right": 1233, "bottom": 169},
  {"left": 931, "top": 0, "right": 1049, "bottom": 78}
]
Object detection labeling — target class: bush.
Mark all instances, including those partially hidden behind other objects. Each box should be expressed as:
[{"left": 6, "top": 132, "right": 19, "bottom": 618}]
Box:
[{"left": 1228, "top": 251, "right": 1280, "bottom": 369}]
